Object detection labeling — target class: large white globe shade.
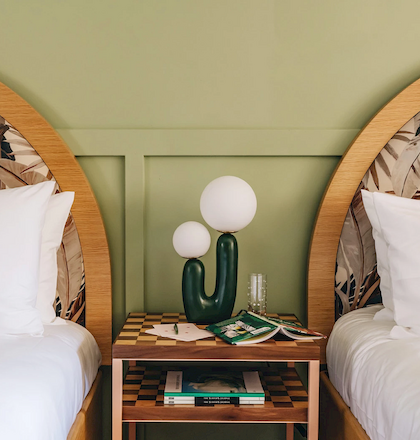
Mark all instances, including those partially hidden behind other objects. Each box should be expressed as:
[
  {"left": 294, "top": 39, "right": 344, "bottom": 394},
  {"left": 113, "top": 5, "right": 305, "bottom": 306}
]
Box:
[
  {"left": 173, "top": 221, "right": 211, "bottom": 259},
  {"left": 200, "top": 176, "right": 257, "bottom": 232}
]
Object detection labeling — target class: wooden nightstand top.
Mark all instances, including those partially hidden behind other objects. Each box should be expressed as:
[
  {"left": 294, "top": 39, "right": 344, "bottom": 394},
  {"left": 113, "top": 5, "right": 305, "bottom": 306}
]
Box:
[{"left": 113, "top": 313, "right": 320, "bottom": 361}]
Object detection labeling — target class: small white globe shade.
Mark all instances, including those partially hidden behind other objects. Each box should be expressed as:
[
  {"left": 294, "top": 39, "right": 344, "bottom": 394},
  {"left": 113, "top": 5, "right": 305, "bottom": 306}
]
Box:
[
  {"left": 200, "top": 176, "right": 257, "bottom": 232},
  {"left": 173, "top": 221, "right": 211, "bottom": 259}
]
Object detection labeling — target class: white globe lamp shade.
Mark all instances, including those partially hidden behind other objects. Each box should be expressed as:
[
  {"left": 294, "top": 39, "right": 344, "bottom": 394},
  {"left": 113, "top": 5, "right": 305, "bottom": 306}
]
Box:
[
  {"left": 173, "top": 221, "right": 211, "bottom": 259},
  {"left": 200, "top": 176, "right": 257, "bottom": 232}
]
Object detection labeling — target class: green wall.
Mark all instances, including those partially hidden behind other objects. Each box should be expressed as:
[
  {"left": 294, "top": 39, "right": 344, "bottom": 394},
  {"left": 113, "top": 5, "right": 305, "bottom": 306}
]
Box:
[{"left": 3, "top": 1, "right": 420, "bottom": 439}]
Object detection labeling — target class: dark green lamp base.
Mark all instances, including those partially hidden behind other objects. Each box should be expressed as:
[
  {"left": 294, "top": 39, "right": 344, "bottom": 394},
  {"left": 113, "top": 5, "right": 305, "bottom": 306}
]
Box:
[{"left": 182, "top": 233, "right": 238, "bottom": 324}]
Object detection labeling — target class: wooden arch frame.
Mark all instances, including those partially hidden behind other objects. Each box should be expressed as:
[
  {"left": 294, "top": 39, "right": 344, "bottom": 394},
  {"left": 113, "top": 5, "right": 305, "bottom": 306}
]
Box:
[
  {"left": 307, "top": 77, "right": 420, "bottom": 363},
  {"left": 0, "top": 82, "right": 112, "bottom": 365}
]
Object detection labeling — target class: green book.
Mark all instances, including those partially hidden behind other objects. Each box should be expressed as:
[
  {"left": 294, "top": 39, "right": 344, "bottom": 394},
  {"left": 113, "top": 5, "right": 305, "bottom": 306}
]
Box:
[{"left": 206, "top": 310, "right": 326, "bottom": 345}]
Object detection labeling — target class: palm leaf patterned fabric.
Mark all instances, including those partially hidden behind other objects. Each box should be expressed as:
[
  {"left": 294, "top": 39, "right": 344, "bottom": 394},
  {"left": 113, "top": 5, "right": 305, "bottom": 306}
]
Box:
[
  {"left": 336, "top": 112, "right": 420, "bottom": 319},
  {"left": 0, "top": 116, "right": 86, "bottom": 326}
]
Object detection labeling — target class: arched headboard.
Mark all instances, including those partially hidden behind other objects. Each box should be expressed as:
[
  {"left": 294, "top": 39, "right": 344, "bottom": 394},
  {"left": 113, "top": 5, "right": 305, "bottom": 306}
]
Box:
[
  {"left": 307, "top": 77, "right": 420, "bottom": 363},
  {"left": 0, "top": 82, "right": 112, "bottom": 365}
]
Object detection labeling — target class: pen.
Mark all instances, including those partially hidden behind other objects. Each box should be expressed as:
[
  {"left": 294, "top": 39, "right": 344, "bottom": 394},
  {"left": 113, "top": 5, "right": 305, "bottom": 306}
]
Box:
[{"left": 174, "top": 323, "right": 178, "bottom": 335}]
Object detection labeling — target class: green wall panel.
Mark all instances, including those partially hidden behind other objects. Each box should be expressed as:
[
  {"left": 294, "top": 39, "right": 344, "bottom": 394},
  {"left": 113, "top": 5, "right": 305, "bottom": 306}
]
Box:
[
  {"left": 144, "top": 156, "right": 339, "bottom": 322},
  {"left": 77, "top": 156, "right": 126, "bottom": 338},
  {"left": 58, "top": 128, "right": 349, "bottom": 325}
]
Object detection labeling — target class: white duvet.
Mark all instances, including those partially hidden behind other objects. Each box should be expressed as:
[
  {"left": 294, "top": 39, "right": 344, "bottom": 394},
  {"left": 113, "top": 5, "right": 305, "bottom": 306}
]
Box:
[
  {"left": 0, "top": 319, "right": 101, "bottom": 440},
  {"left": 327, "top": 305, "right": 420, "bottom": 440}
]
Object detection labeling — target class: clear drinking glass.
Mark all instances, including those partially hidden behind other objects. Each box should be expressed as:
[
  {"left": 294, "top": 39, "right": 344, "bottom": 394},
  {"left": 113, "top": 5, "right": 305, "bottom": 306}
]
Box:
[{"left": 247, "top": 273, "right": 267, "bottom": 315}]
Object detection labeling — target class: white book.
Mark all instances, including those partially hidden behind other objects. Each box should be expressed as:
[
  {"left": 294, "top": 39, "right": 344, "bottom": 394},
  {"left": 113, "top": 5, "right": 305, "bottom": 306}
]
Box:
[{"left": 165, "top": 369, "right": 264, "bottom": 398}]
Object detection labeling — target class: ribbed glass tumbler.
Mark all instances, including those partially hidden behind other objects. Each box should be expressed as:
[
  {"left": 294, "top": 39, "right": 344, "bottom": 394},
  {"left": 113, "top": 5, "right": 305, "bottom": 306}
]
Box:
[{"left": 247, "top": 273, "right": 267, "bottom": 316}]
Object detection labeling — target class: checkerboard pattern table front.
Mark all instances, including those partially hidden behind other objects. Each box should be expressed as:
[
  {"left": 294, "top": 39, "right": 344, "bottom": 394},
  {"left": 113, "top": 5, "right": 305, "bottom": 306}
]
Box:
[{"left": 113, "top": 313, "right": 320, "bottom": 361}]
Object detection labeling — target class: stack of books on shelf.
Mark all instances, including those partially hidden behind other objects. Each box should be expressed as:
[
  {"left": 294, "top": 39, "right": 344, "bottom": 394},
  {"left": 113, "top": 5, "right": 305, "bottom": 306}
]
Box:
[{"left": 164, "top": 368, "right": 265, "bottom": 406}]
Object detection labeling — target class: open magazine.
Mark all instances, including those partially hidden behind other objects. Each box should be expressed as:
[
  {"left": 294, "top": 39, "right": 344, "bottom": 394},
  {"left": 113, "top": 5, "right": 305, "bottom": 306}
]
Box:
[{"left": 206, "top": 310, "right": 326, "bottom": 345}]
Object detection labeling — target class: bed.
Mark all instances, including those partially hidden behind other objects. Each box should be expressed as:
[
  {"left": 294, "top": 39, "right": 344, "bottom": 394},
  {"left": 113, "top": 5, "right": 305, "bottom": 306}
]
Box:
[
  {"left": 307, "top": 76, "right": 420, "bottom": 440},
  {"left": 0, "top": 81, "right": 112, "bottom": 440}
]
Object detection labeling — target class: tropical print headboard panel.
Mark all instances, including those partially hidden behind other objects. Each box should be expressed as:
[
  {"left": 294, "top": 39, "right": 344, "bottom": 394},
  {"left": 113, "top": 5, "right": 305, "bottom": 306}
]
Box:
[
  {"left": 0, "top": 116, "right": 85, "bottom": 325},
  {"left": 335, "top": 112, "right": 420, "bottom": 319}
]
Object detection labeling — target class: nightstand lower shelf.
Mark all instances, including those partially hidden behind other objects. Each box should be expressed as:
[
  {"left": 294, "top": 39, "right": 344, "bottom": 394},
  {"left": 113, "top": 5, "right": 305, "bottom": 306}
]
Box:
[{"left": 122, "top": 364, "right": 308, "bottom": 423}]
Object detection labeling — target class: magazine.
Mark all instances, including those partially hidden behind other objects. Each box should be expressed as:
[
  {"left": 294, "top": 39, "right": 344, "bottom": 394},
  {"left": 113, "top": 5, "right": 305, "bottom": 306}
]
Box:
[
  {"left": 205, "top": 310, "right": 326, "bottom": 345},
  {"left": 164, "top": 369, "right": 265, "bottom": 400}
]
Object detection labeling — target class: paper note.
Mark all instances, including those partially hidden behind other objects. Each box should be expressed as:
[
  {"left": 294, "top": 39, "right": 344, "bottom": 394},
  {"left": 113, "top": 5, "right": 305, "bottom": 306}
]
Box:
[{"left": 145, "top": 324, "right": 213, "bottom": 342}]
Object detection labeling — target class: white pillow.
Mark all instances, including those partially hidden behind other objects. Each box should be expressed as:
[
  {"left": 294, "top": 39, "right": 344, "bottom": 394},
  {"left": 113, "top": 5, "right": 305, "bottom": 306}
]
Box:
[
  {"left": 0, "top": 181, "right": 55, "bottom": 335},
  {"left": 371, "top": 191, "right": 420, "bottom": 329},
  {"left": 36, "top": 191, "right": 75, "bottom": 323},
  {"left": 361, "top": 190, "right": 394, "bottom": 321}
]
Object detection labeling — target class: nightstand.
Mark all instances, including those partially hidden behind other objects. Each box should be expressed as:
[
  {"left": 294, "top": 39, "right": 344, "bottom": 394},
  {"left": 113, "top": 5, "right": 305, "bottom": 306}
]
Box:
[{"left": 112, "top": 313, "right": 320, "bottom": 440}]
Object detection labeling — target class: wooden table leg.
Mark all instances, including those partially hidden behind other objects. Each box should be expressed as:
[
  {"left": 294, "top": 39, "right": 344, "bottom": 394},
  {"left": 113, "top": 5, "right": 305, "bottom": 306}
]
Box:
[
  {"left": 128, "top": 360, "right": 136, "bottom": 439},
  {"left": 307, "top": 360, "right": 320, "bottom": 440},
  {"left": 128, "top": 423, "right": 136, "bottom": 440},
  {"left": 112, "top": 359, "right": 123, "bottom": 440},
  {"left": 286, "top": 423, "right": 294, "bottom": 440}
]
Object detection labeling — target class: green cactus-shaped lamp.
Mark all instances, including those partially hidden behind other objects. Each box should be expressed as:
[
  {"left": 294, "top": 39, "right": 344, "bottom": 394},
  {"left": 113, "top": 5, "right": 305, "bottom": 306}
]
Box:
[{"left": 173, "top": 176, "right": 257, "bottom": 323}]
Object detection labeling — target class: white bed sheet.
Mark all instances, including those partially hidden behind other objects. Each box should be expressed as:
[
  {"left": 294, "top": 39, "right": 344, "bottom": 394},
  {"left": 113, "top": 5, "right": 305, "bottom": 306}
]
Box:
[
  {"left": 0, "top": 319, "right": 101, "bottom": 440},
  {"left": 327, "top": 305, "right": 420, "bottom": 440}
]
